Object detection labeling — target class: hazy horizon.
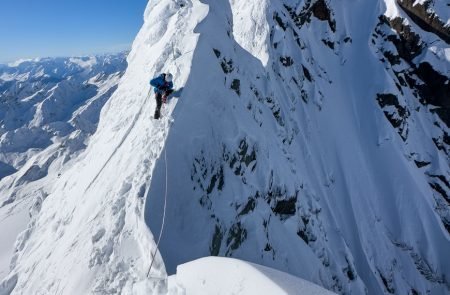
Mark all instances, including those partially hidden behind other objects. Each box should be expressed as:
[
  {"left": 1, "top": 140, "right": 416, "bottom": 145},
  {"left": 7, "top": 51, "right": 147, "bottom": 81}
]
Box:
[
  {"left": 1, "top": 44, "right": 131, "bottom": 65},
  {"left": 0, "top": 0, "right": 147, "bottom": 64}
]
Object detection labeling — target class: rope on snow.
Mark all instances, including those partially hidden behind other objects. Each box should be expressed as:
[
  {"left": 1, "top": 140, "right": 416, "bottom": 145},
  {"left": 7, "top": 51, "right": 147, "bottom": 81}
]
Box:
[{"left": 146, "top": 143, "right": 169, "bottom": 278}]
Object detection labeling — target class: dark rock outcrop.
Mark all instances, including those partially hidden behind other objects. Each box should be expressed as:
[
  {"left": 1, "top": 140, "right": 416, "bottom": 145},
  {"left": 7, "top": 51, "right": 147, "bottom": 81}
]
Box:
[{"left": 397, "top": 0, "right": 450, "bottom": 44}]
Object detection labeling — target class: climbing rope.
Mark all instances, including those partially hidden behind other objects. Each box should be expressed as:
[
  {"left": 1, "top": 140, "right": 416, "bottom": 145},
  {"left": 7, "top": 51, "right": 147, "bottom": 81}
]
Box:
[{"left": 146, "top": 143, "right": 169, "bottom": 278}]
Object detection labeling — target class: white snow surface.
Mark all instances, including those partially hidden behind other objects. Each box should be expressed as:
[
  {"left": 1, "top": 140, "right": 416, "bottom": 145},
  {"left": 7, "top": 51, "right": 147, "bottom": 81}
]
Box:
[
  {"left": 0, "top": 0, "right": 449, "bottom": 294},
  {"left": 167, "top": 257, "right": 336, "bottom": 294}
]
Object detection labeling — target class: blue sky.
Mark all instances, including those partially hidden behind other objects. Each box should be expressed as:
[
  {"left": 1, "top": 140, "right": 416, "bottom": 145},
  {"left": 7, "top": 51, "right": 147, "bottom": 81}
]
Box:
[{"left": 0, "top": 0, "right": 148, "bottom": 63}]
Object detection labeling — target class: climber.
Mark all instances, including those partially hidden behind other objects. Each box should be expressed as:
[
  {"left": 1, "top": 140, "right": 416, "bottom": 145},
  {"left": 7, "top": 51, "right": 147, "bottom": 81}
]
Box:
[{"left": 149, "top": 73, "right": 174, "bottom": 119}]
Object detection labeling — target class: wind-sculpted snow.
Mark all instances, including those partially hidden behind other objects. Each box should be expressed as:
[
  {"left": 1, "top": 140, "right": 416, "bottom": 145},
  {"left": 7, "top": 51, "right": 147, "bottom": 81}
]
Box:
[
  {"left": 1, "top": 0, "right": 449, "bottom": 294},
  {"left": 167, "top": 257, "right": 337, "bottom": 294}
]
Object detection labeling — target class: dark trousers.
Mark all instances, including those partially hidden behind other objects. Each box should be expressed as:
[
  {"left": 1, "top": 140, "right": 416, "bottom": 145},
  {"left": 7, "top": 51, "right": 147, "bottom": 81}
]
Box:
[
  {"left": 155, "top": 92, "right": 163, "bottom": 113},
  {"left": 154, "top": 90, "right": 173, "bottom": 119}
]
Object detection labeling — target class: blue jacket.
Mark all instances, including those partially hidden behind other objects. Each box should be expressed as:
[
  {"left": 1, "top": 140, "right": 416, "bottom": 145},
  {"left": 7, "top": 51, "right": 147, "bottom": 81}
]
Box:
[{"left": 150, "top": 74, "right": 174, "bottom": 94}]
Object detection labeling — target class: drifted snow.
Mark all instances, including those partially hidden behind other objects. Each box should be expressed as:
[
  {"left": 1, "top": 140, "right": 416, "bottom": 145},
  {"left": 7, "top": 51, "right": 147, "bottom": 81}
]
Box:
[{"left": 167, "top": 257, "right": 337, "bottom": 294}]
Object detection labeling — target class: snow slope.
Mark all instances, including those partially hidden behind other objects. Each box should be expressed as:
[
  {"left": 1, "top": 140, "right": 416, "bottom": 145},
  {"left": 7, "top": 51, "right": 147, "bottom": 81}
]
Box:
[{"left": 1, "top": 0, "right": 449, "bottom": 294}]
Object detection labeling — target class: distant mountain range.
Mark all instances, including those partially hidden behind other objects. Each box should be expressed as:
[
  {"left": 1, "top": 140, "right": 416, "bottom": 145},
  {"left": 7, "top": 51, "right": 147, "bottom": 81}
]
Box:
[{"left": 0, "top": 52, "right": 127, "bottom": 179}]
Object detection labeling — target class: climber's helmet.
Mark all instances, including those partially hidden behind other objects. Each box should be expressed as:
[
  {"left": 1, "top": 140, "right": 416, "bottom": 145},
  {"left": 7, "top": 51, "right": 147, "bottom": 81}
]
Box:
[{"left": 165, "top": 73, "right": 173, "bottom": 83}]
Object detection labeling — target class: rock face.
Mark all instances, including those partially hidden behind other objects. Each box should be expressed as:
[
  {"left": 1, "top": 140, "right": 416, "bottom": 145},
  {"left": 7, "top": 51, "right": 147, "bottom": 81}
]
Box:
[
  {"left": 396, "top": 0, "right": 450, "bottom": 44},
  {"left": 383, "top": 0, "right": 450, "bottom": 129},
  {"left": 375, "top": 15, "right": 449, "bottom": 126},
  {"left": 0, "top": 0, "right": 449, "bottom": 294}
]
